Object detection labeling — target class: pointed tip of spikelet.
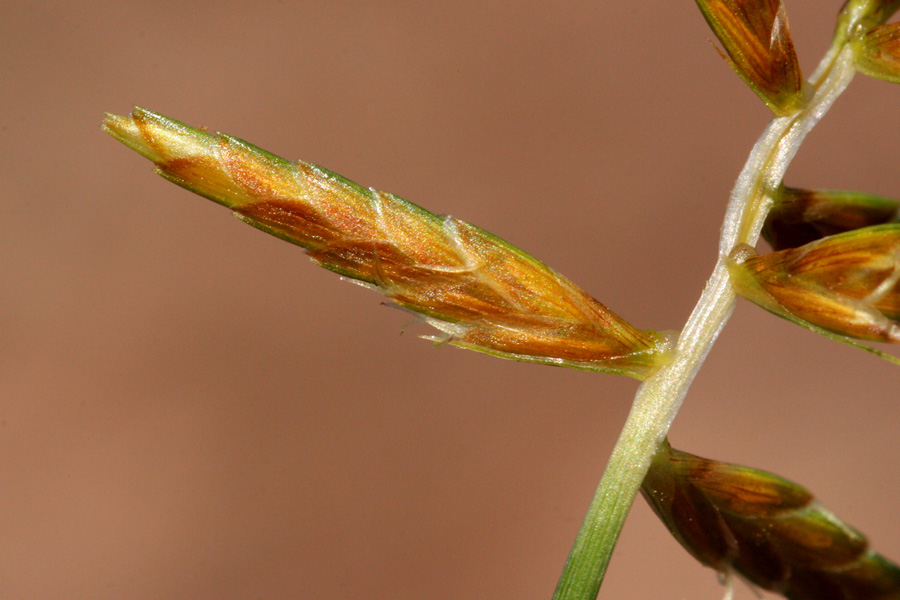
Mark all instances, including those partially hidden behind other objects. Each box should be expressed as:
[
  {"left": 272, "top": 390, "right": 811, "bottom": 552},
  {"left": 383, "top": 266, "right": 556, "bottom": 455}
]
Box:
[{"left": 695, "top": 0, "right": 806, "bottom": 116}]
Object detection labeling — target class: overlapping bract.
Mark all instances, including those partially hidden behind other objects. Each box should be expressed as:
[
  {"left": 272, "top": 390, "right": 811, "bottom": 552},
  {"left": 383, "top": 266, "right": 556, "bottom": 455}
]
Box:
[
  {"left": 695, "top": 0, "right": 805, "bottom": 116},
  {"left": 730, "top": 226, "right": 900, "bottom": 344},
  {"left": 643, "top": 443, "right": 900, "bottom": 600},
  {"left": 103, "top": 108, "right": 672, "bottom": 379},
  {"left": 855, "top": 23, "right": 900, "bottom": 84}
]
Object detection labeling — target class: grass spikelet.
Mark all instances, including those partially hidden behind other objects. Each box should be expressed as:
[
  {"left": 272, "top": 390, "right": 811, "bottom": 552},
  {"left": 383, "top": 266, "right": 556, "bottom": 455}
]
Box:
[
  {"left": 729, "top": 226, "right": 900, "bottom": 347},
  {"left": 855, "top": 23, "right": 900, "bottom": 84},
  {"left": 643, "top": 442, "right": 900, "bottom": 600},
  {"left": 763, "top": 187, "right": 899, "bottom": 251},
  {"left": 694, "top": 0, "right": 806, "bottom": 116},
  {"left": 103, "top": 107, "right": 673, "bottom": 379}
]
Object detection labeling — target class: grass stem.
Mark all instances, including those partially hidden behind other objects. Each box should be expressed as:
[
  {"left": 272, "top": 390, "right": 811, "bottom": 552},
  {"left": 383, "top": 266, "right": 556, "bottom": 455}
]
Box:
[{"left": 551, "top": 42, "right": 857, "bottom": 600}]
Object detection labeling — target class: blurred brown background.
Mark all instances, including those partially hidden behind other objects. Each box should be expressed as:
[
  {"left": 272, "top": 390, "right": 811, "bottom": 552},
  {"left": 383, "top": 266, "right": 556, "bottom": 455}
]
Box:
[{"left": 3, "top": 2, "right": 899, "bottom": 599}]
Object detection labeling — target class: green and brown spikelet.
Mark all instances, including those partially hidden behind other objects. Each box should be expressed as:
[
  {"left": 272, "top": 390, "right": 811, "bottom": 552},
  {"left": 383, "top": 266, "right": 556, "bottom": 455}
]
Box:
[
  {"left": 855, "top": 22, "right": 900, "bottom": 84},
  {"left": 103, "top": 108, "right": 673, "bottom": 379},
  {"left": 729, "top": 225, "right": 900, "bottom": 345},
  {"left": 695, "top": 0, "right": 806, "bottom": 116},
  {"left": 643, "top": 442, "right": 900, "bottom": 600},
  {"left": 763, "top": 187, "right": 899, "bottom": 251}
]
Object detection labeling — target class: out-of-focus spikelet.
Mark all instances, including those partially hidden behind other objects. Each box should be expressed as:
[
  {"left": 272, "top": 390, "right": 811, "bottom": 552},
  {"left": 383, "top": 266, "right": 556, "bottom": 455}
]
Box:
[
  {"left": 643, "top": 442, "right": 900, "bottom": 600},
  {"left": 763, "top": 187, "right": 899, "bottom": 251},
  {"left": 695, "top": 0, "right": 806, "bottom": 116},
  {"left": 855, "top": 23, "right": 900, "bottom": 84},
  {"left": 102, "top": 108, "right": 673, "bottom": 379},
  {"left": 838, "top": 0, "right": 900, "bottom": 38}
]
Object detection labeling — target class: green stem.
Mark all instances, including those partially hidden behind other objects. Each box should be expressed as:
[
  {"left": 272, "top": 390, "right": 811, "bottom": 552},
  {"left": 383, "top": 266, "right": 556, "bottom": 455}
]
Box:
[{"left": 551, "top": 43, "right": 858, "bottom": 600}]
